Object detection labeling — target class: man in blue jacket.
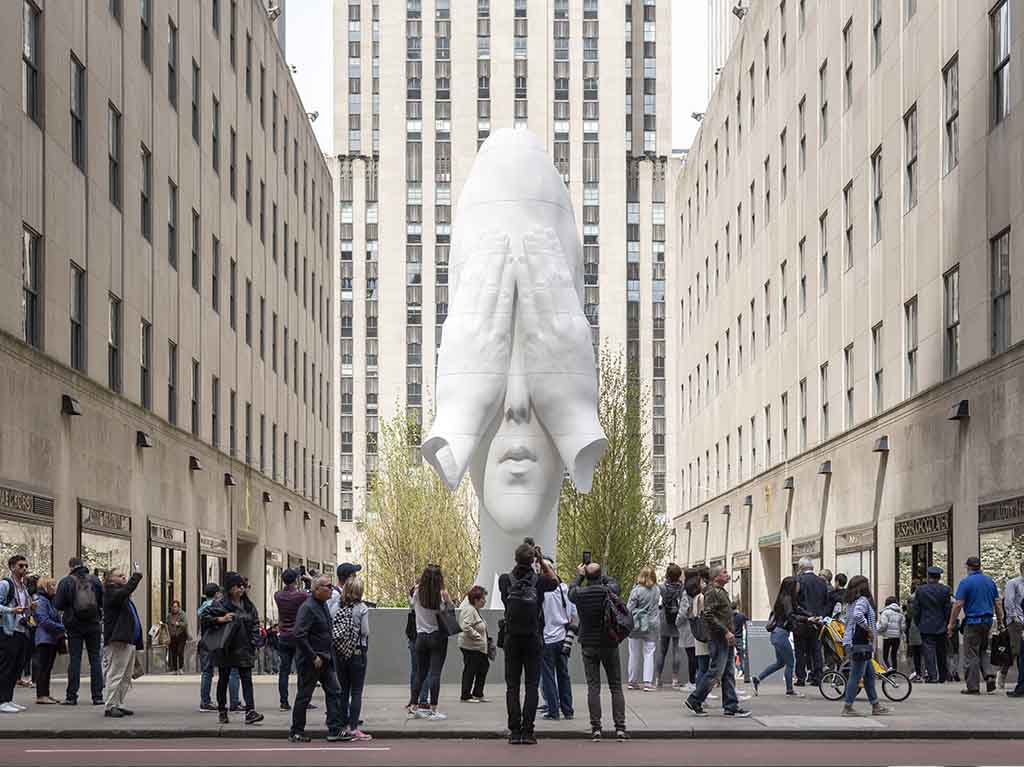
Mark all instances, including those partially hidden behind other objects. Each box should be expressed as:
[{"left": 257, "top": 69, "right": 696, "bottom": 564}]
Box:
[
  {"left": 53, "top": 558, "right": 104, "bottom": 705},
  {"left": 913, "top": 566, "right": 951, "bottom": 683},
  {"left": 948, "top": 557, "right": 1004, "bottom": 695}
]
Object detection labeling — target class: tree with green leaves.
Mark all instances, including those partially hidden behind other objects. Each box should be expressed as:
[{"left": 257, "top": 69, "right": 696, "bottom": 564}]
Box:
[
  {"left": 358, "top": 409, "right": 479, "bottom": 607},
  {"left": 556, "top": 347, "right": 670, "bottom": 585}
]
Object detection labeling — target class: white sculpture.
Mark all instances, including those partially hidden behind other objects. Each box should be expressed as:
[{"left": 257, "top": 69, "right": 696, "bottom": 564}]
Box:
[{"left": 422, "top": 129, "right": 607, "bottom": 601}]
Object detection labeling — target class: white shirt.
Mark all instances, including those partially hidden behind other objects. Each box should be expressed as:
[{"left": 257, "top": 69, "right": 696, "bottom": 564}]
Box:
[
  {"left": 542, "top": 582, "right": 577, "bottom": 645},
  {"left": 1004, "top": 575, "right": 1024, "bottom": 624}
]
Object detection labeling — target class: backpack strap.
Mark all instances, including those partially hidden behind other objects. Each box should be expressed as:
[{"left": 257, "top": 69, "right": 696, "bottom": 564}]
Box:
[{"left": 0, "top": 577, "right": 13, "bottom": 607}]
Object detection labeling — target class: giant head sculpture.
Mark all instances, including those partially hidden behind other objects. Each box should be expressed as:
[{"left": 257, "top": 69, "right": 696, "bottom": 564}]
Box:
[{"left": 422, "top": 129, "right": 607, "bottom": 594}]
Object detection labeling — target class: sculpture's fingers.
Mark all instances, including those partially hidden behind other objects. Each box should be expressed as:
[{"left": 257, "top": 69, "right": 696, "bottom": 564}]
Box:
[
  {"left": 520, "top": 232, "right": 555, "bottom": 319},
  {"left": 491, "top": 251, "right": 516, "bottom": 319},
  {"left": 476, "top": 232, "right": 510, "bottom": 315}
]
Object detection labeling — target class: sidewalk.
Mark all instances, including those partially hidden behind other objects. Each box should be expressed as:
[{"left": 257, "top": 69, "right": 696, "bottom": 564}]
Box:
[{"left": 1, "top": 675, "right": 1022, "bottom": 740}]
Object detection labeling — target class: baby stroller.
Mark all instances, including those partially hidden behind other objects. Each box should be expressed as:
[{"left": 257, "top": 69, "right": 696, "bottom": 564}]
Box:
[{"left": 816, "top": 617, "right": 912, "bottom": 702}]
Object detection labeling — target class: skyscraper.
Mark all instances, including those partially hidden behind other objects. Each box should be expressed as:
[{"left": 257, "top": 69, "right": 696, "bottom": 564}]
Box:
[{"left": 332, "top": 0, "right": 675, "bottom": 554}]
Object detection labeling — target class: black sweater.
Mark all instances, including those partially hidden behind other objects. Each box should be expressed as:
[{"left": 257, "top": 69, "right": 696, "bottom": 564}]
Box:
[{"left": 568, "top": 575, "right": 620, "bottom": 649}]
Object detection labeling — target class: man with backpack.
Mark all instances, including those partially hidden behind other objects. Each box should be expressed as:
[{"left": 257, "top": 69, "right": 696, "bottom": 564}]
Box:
[
  {"left": 498, "top": 543, "right": 559, "bottom": 745},
  {"left": 568, "top": 561, "right": 629, "bottom": 741},
  {"left": 53, "top": 557, "right": 104, "bottom": 706},
  {"left": 0, "top": 555, "right": 34, "bottom": 713}
]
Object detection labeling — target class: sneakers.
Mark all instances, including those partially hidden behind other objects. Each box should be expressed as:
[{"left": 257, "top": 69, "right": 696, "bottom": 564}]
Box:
[
  {"left": 723, "top": 708, "right": 752, "bottom": 718},
  {"left": 426, "top": 710, "right": 448, "bottom": 721},
  {"left": 785, "top": 689, "right": 804, "bottom": 697},
  {"left": 591, "top": 728, "right": 602, "bottom": 741},
  {"left": 218, "top": 710, "right": 229, "bottom": 724},
  {"left": 327, "top": 729, "right": 353, "bottom": 742},
  {"left": 627, "top": 683, "right": 639, "bottom": 690},
  {"left": 350, "top": 729, "right": 373, "bottom": 741},
  {"left": 871, "top": 703, "right": 891, "bottom": 716},
  {"left": 616, "top": 729, "right": 630, "bottom": 741},
  {"left": 521, "top": 733, "right": 538, "bottom": 745},
  {"left": 508, "top": 733, "right": 523, "bottom": 745},
  {"left": 198, "top": 702, "right": 218, "bottom": 713},
  {"left": 411, "top": 707, "right": 432, "bottom": 719},
  {"left": 684, "top": 699, "right": 708, "bottom": 717},
  {"left": 103, "top": 708, "right": 124, "bottom": 718},
  {"left": 751, "top": 677, "right": 760, "bottom": 696},
  {"left": 60, "top": 699, "right": 77, "bottom": 706},
  {"left": 841, "top": 704, "right": 861, "bottom": 717},
  {"left": 0, "top": 702, "right": 21, "bottom": 714},
  {"left": 473, "top": 697, "right": 490, "bottom": 703},
  {"left": 642, "top": 684, "right": 656, "bottom": 692},
  {"left": 279, "top": 703, "right": 291, "bottom": 712},
  {"left": 229, "top": 703, "right": 244, "bottom": 712},
  {"left": 541, "top": 713, "right": 559, "bottom": 721},
  {"left": 684, "top": 682, "right": 696, "bottom": 692},
  {"left": 706, "top": 692, "right": 718, "bottom": 699},
  {"left": 986, "top": 676, "right": 997, "bottom": 694},
  {"left": 908, "top": 673, "right": 923, "bottom": 682},
  {"left": 289, "top": 732, "right": 311, "bottom": 743},
  {"left": 245, "top": 710, "right": 265, "bottom": 725}
]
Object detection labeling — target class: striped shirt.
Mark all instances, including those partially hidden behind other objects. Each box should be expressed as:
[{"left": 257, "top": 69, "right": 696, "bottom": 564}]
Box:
[{"left": 843, "top": 596, "right": 876, "bottom": 648}]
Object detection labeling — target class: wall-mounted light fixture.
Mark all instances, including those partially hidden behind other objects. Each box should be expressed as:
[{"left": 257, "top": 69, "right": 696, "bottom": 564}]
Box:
[
  {"left": 948, "top": 400, "right": 970, "bottom": 421},
  {"left": 818, "top": 461, "right": 833, "bottom": 475},
  {"left": 743, "top": 495, "right": 754, "bottom": 508},
  {"left": 261, "top": 491, "right": 272, "bottom": 503},
  {"left": 283, "top": 501, "right": 292, "bottom": 513},
  {"left": 872, "top": 435, "right": 890, "bottom": 453},
  {"left": 136, "top": 431, "right": 153, "bottom": 448},
  {"left": 303, "top": 510, "right": 311, "bottom": 521},
  {"left": 783, "top": 477, "right": 795, "bottom": 490},
  {"left": 224, "top": 473, "right": 237, "bottom": 487},
  {"left": 189, "top": 456, "right": 204, "bottom": 471},
  {"left": 61, "top": 395, "right": 82, "bottom": 416}
]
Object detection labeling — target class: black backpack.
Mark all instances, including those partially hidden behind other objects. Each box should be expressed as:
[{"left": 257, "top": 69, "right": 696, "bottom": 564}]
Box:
[
  {"left": 662, "top": 586, "right": 681, "bottom": 626},
  {"left": 504, "top": 572, "right": 539, "bottom": 636},
  {"left": 72, "top": 575, "right": 99, "bottom": 622}
]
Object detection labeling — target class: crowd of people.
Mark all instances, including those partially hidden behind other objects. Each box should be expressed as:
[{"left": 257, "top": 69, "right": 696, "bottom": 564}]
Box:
[{"left": 0, "top": 548, "right": 1021, "bottom": 742}]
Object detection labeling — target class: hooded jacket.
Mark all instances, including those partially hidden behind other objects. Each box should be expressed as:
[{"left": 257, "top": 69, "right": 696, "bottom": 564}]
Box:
[{"left": 877, "top": 603, "right": 906, "bottom": 639}]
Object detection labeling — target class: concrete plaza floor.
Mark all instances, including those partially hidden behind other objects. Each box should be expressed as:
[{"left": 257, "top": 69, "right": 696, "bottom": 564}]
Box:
[{"left": 1, "top": 673, "right": 1022, "bottom": 739}]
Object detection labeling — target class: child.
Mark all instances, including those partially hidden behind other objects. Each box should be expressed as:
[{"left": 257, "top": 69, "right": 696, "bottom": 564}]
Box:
[{"left": 877, "top": 596, "right": 905, "bottom": 671}]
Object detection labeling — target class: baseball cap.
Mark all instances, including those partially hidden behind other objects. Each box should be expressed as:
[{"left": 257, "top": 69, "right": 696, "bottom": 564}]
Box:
[
  {"left": 926, "top": 566, "right": 943, "bottom": 577},
  {"left": 965, "top": 556, "right": 982, "bottom": 569},
  {"left": 336, "top": 562, "right": 362, "bottom": 579}
]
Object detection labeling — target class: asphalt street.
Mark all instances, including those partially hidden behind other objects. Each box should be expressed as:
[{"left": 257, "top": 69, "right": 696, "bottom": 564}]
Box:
[{"left": 5, "top": 737, "right": 1024, "bottom": 767}]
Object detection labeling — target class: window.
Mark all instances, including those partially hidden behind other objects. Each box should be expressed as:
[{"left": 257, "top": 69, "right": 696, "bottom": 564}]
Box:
[
  {"left": 798, "top": 237, "right": 807, "bottom": 314},
  {"left": 229, "top": 259, "right": 237, "bottom": 330},
  {"left": 764, "top": 281, "right": 772, "bottom": 348},
  {"left": 70, "top": 56, "right": 86, "bottom": 170},
  {"left": 211, "top": 377, "right": 220, "bottom": 448},
  {"left": 22, "top": 2, "right": 41, "bottom": 123},
  {"left": 108, "top": 295, "right": 122, "bottom": 392},
  {"left": 905, "top": 0, "right": 916, "bottom": 22},
  {"left": 70, "top": 263, "right": 85, "bottom": 371},
  {"left": 211, "top": 237, "right": 220, "bottom": 313},
  {"left": 167, "top": 341, "right": 177, "bottom": 425},
  {"left": 844, "top": 344, "right": 854, "bottom": 429},
  {"left": 841, "top": 182, "right": 853, "bottom": 270},
  {"left": 229, "top": 391, "right": 236, "bottom": 456},
  {"left": 991, "top": 229, "right": 1011, "bottom": 354},
  {"left": 781, "top": 391, "right": 789, "bottom": 459},
  {"left": 904, "top": 105, "right": 918, "bottom": 211},
  {"left": 211, "top": 97, "right": 220, "bottom": 172},
  {"left": 108, "top": 104, "right": 122, "bottom": 208},
  {"left": 272, "top": 313, "right": 277, "bottom": 371},
  {"left": 244, "top": 403, "right": 252, "bottom": 463},
  {"left": 244, "top": 278, "right": 252, "bottom": 345},
  {"left": 843, "top": 19, "right": 853, "bottom": 111},
  {"left": 818, "top": 61, "right": 828, "bottom": 145},
  {"left": 141, "top": 145, "right": 152, "bottom": 240},
  {"left": 798, "top": 96, "right": 806, "bottom": 173},
  {"left": 799, "top": 377, "right": 808, "bottom": 450},
  {"left": 245, "top": 33, "right": 252, "bottom": 99},
  {"left": 819, "top": 211, "right": 829, "bottom": 294},
  {"left": 905, "top": 296, "right": 918, "bottom": 395},
  {"left": 820, "top": 362, "right": 830, "bottom": 441},
  {"left": 872, "top": 0, "right": 882, "bottom": 70},
  {"left": 191, "top": 210, "right": 200, "bottom": 292},
  {"left": 191, "top": 60, "right": 201, "bottom": 142},
  {"left": 944, "top": 266, "right": 960, "bottom": 378},
  {"left": 779, "top": 129, "right": 787, "bottom": 201},
  {"left": 871, "top": 148, "right": 883, "bottom": 243},
  {"left": 229, "top": 129, "right": 237, "bottom": 198},
  {"left": 992, "top": 1, "right": 1010, "bottom": 125},
  {"left": 244, "top": 155, "right": 252, "bottom": 221},
  {"left": 943, "top": 57, "right": 959, "bottom": 173},
  {"left": 110, "top": 0, "right": 121, "bottom": 20},
  {"left": 140, "top": 320, "right": 152, "bottom": 409},
  {"left": 140, "top": 0, "right": 152, "bottom": 67},
  {"left": 167, "top": 179, "right": 178, "bottom": 267},
  {"left": 259, "top": 414, "right": 265, "bottom": 471},
  {"left": 229, "top": 0, "right": 237, "bottom": 67},
  {"left": 872, "top": 322, "right": 883, "bottom": 414},
  {"left": 212, "top": 0, "right": 220, "bottom": 35},
  {"left": 259, "top": 296, "right": 265, "bottom": 360},
  {"left": 168, "top": 20, "right": 178, "bottom": 107},
  {"left": 259, "top": 64, "right": 265, "bottom": 126},
  {"left": 22, "top": 227, "right": 42, "bottom": 348},
  {"left": 780, "top": 261, "right": 788, "bottom": 332},
  {"left": 189, "top": 360, "right": 200, "bottom": 436}
]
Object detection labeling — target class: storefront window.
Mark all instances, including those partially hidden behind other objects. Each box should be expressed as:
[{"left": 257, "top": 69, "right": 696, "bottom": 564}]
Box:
[
  {"left": 0, "top": 517, "right": 52, "bottom": 577},
  {"left": 198, "top": 532, "right": 229, "bottom": 596},
  {"left": 896, "top": 540, "right": 948, "bottom": 605},
  {"left": 80, "top": 504, "right": 132, "bottom": 577},
  {"left": 980, "top": 527, "right": 1024, "bottom": 589},
  {"left": 836, "top": 549, "right": 874, "bottom": 580},
  {"left": 265, "top": 549, "right": 284, "bottom": 623},
  {"left": 149, "top": 523, "right": 187, "bottom": 632}
]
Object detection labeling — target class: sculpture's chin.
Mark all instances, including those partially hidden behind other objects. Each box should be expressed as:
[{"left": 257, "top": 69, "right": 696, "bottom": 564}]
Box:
[{"left": 482, "top": 492, "right": 550, "bottom": 533}]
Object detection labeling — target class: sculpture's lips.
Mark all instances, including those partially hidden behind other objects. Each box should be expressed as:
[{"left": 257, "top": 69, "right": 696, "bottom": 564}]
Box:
[{"left": 499, "top": 446, "right": 537, "bottom": 463}]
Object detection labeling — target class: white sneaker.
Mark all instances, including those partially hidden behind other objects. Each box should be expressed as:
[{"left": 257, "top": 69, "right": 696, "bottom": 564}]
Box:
[
  {"left": 0, "top": 702, "right": 21, "bottom": 713},
  {"left": 706, "top": 692, "right": 718, "bottom": 699},
  {"left": 996, "top": 671, "right": 1006, "bottom": 690},
  {"left": 427, "top": 711, "right": 448, "bottom": 721},
  {"left": 684, "top": 683, "right": 696, "bottom": 692},
  {"left": 13, "top": 703, "right": 26, "bottom": 711}
]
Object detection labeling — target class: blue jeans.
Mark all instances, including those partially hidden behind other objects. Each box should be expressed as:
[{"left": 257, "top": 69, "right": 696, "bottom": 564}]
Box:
[
  {"left": 408, "top": 638, "right": 429, "bottom": 706},
  {"left": 688, "top": 637, "right": 739, "bottom": 711},
  {"left": 65, "top": 627, "right": 103, "bottom": 703},
  {"left": 338, "top": 651, "right": 368, "bottom": 730},
  {"left": 756, "top": 627, "right": 796, "bottom": 692},
  {"left": 694, "top": 652, "right": 710, "bottom": 687},
  {"left": 277, "top": 638, "right": 296, "bottom": 707},
  {"left": 842, "top": 645, "right": 879, "bottom": 705},
  {"left": 200, "top": 647, "right": 239, "bottom": 706},
  {"left": 540, "top": 641, "right": 573, "bottom": 718}
]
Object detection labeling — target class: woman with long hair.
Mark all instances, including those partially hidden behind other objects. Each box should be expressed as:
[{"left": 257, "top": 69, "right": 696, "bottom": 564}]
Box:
[
  {"left": 626, "top": 565, "right": 661, "bottom": 690},
  {"left": 685, "top": 568, "right": 713, "bottom": 695},
  {"left": 841, "top": 575, "right": 889, "bottom": 716},
  {"left": 752, "top": 576, "right": 811, "bottom": 696},
  {"left": 336, "top": 576, "right": 372, "bottom": 741},
  {"left": 200, "top": 572, "right": 264, "bottom": 725},
  {"left": 407, "top": 564, "right": 453, "bottom": 720},
  {"left": 655, "top": 563, "right": 684, "bottom": 688},
  {"left": 457, "top": 585, "right": 490, "bottom": 703},
  {"left": 675, "top": 568, "right": 699, "bottom": 690}
]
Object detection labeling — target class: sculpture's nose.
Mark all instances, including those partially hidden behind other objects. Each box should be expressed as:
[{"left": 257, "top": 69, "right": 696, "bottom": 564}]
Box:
[{"left": 504, "top": 328, "right": 530, "bottom": 425}]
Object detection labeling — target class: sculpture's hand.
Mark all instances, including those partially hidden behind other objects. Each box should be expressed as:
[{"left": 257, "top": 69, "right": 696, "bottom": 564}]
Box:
[
  {"left": 422, "top": 232, "right": 515, "bottom": 489},
  {"left": 518, "top": 228, "right": 607, "bottom": 490}
]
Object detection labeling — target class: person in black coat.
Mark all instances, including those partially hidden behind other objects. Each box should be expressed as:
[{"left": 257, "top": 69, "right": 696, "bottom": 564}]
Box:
[
  {"left": 288, "top": 575, "right": 344, "bottom": 742},
  {"left": 913, "top": 566, "right": 952, "bottom": 683},
  {"left": 200, "top": 572, "right": 264, "bottom": 725},
  {"left": 793, "top": 559, "right": 829, "bottom": 685},
  {"left": 100, "top": 567, "right": 143, "bottom": 717}
]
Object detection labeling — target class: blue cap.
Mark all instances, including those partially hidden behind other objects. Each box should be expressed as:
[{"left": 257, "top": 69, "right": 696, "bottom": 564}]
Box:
[{"left": 926, "top": 566, "right": 943, "bottom": 577}]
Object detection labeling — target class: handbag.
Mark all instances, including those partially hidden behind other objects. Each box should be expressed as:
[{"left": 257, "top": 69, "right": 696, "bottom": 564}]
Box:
[
  {"left": 56, "top": 636, "right": 68, "bottom": 655},
  {"left": 487, "top": 636, "right": 497, "bottom": 661},
  {"left": 438, "top": 605, "right": 460, "bottom": 637}
]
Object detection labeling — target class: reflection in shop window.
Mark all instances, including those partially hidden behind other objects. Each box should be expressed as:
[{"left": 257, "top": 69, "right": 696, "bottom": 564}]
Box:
[
  {"left": 835, "top": 549, "right": 874, "bottom": 582},
  {"left": 980, "top": 527, "right": 1024, "bottom": 589},
  {"left": 0, "top": 518, "right": 52, "bottom": 577},
  {"left": 81, "top": 531, "right": 131, "bottom": 577}
]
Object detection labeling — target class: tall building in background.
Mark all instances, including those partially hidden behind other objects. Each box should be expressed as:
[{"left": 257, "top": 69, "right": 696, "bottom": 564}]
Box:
[
  {"left": 332, "top": 0, "right": 676, "bottom": 556},
  {"left": 673, "top": 0, "right": 1024, "bottom": 620},
  {"left": 0, "top": 0, "right": 334, "bottom": 655},
  {"left": 707, "top": 0, "right": 741, "bottom": 99}
]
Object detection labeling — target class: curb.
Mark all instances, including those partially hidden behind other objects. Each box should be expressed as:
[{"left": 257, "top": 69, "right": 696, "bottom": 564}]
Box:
[{"left": 16, "top": 727, "right": 1024, "bottom": 741}]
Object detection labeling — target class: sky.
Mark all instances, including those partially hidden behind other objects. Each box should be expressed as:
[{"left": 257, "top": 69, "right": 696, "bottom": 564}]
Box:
[{"left": 286, "top": 0, "right": 709, "bottom": 155}]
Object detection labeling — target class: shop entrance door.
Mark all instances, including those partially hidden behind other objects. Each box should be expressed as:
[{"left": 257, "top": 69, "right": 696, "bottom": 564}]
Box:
[{"left": 896, "top": 540, "right": 948, "bottom": 604}]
